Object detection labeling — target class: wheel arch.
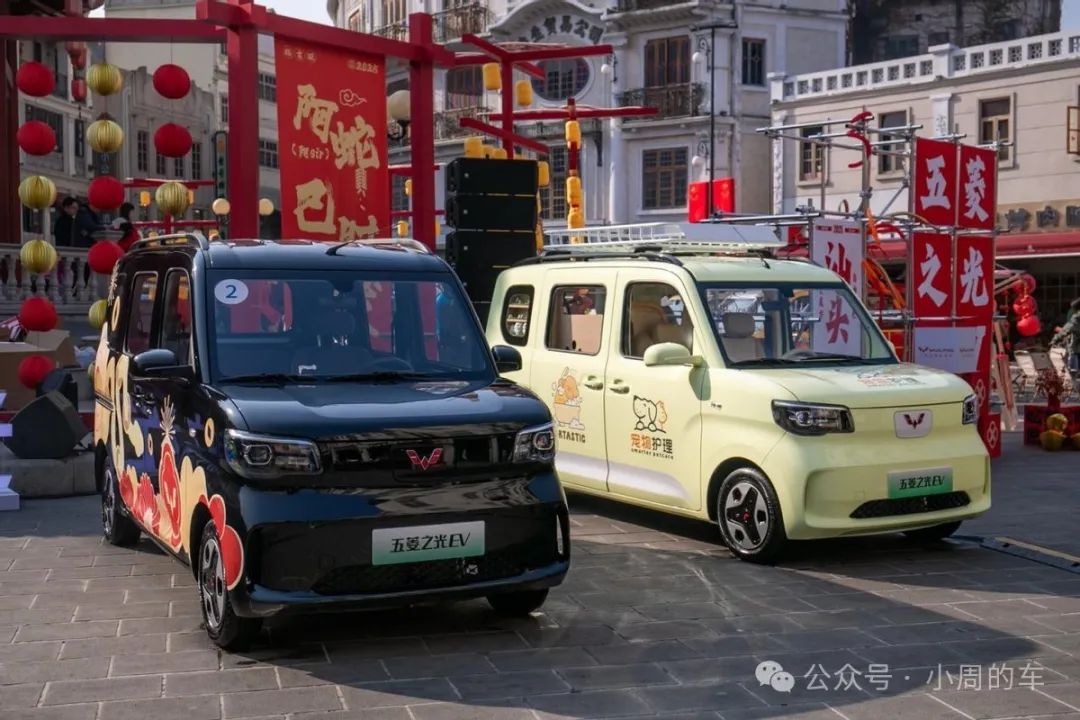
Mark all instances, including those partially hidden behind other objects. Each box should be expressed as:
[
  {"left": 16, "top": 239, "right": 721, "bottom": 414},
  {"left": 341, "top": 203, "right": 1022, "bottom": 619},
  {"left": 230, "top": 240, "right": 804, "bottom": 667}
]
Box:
[
  {"left": 706, "top": 457, "right": 767, "bottom": 522},
  {"left": 94, "top": 442, "right": 107, "bottom": 494},
  {"left": 188, "top": 503, "right": 212, "bottom": 578}
]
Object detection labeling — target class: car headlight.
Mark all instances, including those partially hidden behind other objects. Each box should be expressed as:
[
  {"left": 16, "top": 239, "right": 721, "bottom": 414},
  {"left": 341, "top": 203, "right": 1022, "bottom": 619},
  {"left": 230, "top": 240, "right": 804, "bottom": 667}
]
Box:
[
  {"left": 962, "top": 394, "right": 979, "bottom": 425},
  {"left": 224, "top": 429, "right": 322, "bottom": 479},
  {"left": 772, "top": 400, "right": 854, "bottom": 436},
  {"left": 513, "top": 422, "right": 555, "bottom": 464}
]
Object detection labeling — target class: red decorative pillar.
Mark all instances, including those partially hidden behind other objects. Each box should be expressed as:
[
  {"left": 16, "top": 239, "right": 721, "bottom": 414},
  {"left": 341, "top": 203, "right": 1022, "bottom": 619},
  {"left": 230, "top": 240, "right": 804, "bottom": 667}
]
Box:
[
  {"left": 226, "top": 1, "right": 260, "bottom": 239},
  {"left": 408, "top": 12, "right": 435, "bottom": 251},
  {"left": 500, "top": 62, "right": 514, "bottom": 155},
  {"left": 0, "top": 2, "right": 19, "bottom": 248}
]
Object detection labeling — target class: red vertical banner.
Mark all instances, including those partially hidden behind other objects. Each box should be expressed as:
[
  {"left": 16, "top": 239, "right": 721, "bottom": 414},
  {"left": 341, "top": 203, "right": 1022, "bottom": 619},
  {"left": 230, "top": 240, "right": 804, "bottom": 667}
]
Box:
[
  {"left": 954, "top": 235, "right": 995, "bottom": 321},
  {"left": 957, "top": 144, "right": 997, "bottom": 230},
  {"left": 274, "top": 40, "right": 388, "bottom": 241},
  {"left": 911, "top": 232, "right": 952, "bottom": 319},
  {"left": 913, "top": 138, "right": 958, "bottom": 227},
  {"left": 687, "top": 178, "right": 736, "bottom": 222}
]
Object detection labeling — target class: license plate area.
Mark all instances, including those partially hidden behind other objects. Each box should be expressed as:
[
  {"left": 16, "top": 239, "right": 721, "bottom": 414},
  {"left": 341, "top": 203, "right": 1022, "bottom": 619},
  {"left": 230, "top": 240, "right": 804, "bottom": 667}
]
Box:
[
  {"left": 372, "top": 521, "right": 485, "bottom": 566},
  {"left": 887, "top": 467, "right": 954, "bottom": 499}
]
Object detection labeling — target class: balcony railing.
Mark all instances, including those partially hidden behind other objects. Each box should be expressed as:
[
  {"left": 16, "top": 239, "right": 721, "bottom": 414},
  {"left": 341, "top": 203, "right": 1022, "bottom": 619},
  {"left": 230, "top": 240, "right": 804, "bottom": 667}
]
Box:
[
  {"left": 0, "top": 245, "right": 105, "bottom": 314},
  {"left": 618, "top": 83, "right": 705, "bottom": 120},
  {"left": 612, "top": 0, "right": 701, "bottom": 11},
  {"left": 373, "top": 3, "right": 491, "bottom": 44},
  {"left": 435, "top": 106, "right": 487, "bottom": 141}
]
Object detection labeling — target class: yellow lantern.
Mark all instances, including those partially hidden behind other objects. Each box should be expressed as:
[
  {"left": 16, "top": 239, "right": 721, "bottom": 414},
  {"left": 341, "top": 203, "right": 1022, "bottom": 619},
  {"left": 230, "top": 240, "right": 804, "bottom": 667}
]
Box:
[
  {"left": 567, "top": 208, "right": 585, "bottom": 228},
  {"left": 87, "top": 119, "right": 124, "bottom": 154},
  {"left": 139, "top": 190, "right": 151, "bottom": 208},
  {"left": 87, "top": 63, "right": 123, "bottom": 96},
  {"left": 538, "top": 160, "right": 550, "bottom": 187},
  {"left": 434, "top": 219, "right": 441, "bottom": 236},
  {"left": 492, "top": 147, "right": 508, "bottom": 160},
  {"left": 482, "top": 62, "right": 501, "bottom": 91},
  {"left": 565, "top": 120, "right": 581, "bottom": 145},
  {"left": 515, "top": 79, "right": 533, "bottom": 107},
  {"left": 211, "top": 198, "right": 231, "bottom": 216},
  {"left": 19, "top": 238, "right": 58, "bottom": 275},
  {"left": 258, "top": 198, "right": 275, "bottom": 216},
  {"left": 535, "top": 223, "right": 544, "bottom": 253},
  {"left": 482, "top": 145, "right": 494, "bottom": 158},
  {"left": 188, "top": 190, "right": 197, "bottom": 207},
  {"left": 396, "top": 220, "right": 409, "bottom": 237},
  {"left": 404, "top": 179, "right": 413, "bottom": 197},
  {"left": 464, "top": 137, "right": 483, "bottom": 158},
  {"left": 88, "top": 299, "right": 108, "bottom": 330},
  {"left": 18, "top": 175, "right": 56, "bottom": 210},
  {"left": 156, "top": 181, "right": 190, "bottom": 217},
  {"left": 566, "top": 176, "right": 583, "bottom": 206}
]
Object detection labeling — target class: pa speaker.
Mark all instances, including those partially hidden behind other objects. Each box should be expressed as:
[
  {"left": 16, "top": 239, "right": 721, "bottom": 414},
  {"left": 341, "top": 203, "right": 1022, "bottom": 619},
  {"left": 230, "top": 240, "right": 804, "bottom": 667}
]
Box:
[
  {"left": 446, "top": 158, "right": 538, "bottom": 196},
  {"left": 5, "top": 391, "right": 85, "bottom": 460},
  {"left": 446, "top": 195, "right": 537, "bottom": 232},
  {"left": 38, "top": 369, "right": 78, "bottom": 409},
  {"left": 446, "top": 231, "right": 537, "bottom": 303}
]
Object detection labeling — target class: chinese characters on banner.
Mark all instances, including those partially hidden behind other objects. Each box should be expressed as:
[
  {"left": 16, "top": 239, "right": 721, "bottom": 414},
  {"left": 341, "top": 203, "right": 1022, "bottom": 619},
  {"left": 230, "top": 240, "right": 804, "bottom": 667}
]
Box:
[
  {"left": 958, "top": 145, "right": 997, "bottom": 230},
  {"left": 954, "top": 235, "right": 994, "bottom": 320},
  {"left": 274, "top": 40, "right": 389, "bottom": 242},
  {"left": 911, "top": 232, "right": 952, "bottom": 319},
  {"left": 914, "top": 138, "right": 959, "bottom": 227},
  {"left": 810, "top": 220, "right": 864, "bottom": 356}
]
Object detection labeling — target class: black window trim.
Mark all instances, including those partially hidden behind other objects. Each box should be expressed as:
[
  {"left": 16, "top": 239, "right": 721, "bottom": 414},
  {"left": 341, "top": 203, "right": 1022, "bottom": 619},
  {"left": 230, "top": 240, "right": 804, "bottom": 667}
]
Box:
[
  {"left": 500, "top": 284, "right": 535, "bottom": 347},
  {"left": 620, "top": 280, "right": 693, "bottom": 360},
  {"left": 544, "top": 283, "right": 607, "bottom": 357},
  {"left": 124, "top": 270, "right": 160, "bottom": 358},
  {"left": 161, "top": 267, "right": 195, "bottom": 369}
]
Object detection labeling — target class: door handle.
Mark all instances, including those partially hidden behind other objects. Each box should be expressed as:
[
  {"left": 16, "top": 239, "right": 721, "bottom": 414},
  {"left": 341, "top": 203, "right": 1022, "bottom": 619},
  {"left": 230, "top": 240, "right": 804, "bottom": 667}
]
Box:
[
  {"left": 583, "top": 377, "right": 604, "bottom": 390},
  {"left": 609, "top": 381, "right": 630, "bottom": 394}
]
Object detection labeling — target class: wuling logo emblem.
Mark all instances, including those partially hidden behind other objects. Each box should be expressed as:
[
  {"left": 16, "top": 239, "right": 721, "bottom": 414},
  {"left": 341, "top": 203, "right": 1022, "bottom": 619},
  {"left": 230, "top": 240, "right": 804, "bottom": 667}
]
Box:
[
  {"left": 894, "top": 410, "right": 932, "bottom": 439},
  {"left": 406, "top": 449, "right": 443, "bottom": 471},
  {"left": 904, "top": 413, "right": 926, "bottom": 429}
]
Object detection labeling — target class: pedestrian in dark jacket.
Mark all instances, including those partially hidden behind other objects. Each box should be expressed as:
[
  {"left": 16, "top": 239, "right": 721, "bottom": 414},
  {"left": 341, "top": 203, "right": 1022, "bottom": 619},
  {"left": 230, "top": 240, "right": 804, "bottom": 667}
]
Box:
[
  {"left": 53, "top": 197, "right": 79, "bottom": 246},
  {"left": 73, "top": 201, "right": 105, "bottom": 247},
  {"left": 1051, "top": 298, "right": 1080, "bottom": 373}
]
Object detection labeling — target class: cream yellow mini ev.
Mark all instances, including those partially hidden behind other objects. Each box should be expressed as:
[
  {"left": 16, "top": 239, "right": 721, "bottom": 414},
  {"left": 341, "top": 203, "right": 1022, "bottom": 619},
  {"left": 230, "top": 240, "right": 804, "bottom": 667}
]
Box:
[{"left": 484, "top": 222, "right": 990, "bottom": 563}]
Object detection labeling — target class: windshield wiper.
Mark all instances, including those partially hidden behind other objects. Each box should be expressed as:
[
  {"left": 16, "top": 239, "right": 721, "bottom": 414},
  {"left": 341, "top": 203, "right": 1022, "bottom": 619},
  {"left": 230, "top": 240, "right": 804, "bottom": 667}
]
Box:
[
  {"left": 324, "top": 371, "right": 431, "bottom": 383},
  {"left": 730, "top": 358, "right": 788, "bottom": 367},
  {"left": 220, "top": 373, "right": 319, "bottom": 384}
]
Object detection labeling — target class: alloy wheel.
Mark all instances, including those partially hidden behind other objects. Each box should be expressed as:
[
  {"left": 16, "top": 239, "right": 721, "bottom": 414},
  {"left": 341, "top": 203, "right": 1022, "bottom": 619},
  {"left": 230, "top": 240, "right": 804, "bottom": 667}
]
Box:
[
  {"left": 723, "top": 480, "right": 770, "bottom": 551},
  {"left": 200, "top": 535, "right": 226, "bottom": 632},
  {"left": 101, "top": 467, "right": 115, "bottom": 536}
]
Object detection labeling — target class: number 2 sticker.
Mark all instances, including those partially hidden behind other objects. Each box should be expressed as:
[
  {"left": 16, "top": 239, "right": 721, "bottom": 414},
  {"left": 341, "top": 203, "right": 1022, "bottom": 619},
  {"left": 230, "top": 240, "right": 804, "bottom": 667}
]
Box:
[{"left": 215, "top": 280, "right": 249, "bottom": 305}]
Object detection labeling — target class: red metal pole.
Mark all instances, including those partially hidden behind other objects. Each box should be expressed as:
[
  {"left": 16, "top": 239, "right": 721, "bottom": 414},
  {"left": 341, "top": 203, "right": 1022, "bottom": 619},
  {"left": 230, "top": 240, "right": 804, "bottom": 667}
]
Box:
[
  {"left": 1, "top": 23, "right": 18, "bottom": 251},
  {"left": 226, "top": 2, "right": 259, "bottom": 239},
  {"left": 500, "top": 62, "right": 514, "bottom": 154},
  {"left": 408, "top": 13, "right": 436, "bottom": 251}
]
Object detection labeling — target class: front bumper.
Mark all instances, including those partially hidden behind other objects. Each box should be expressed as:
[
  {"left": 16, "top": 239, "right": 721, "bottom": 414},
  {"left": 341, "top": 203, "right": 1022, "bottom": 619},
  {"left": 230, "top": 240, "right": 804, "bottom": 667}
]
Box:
[
  {"left": 228, "top": 474, "right": 570, "bottom": 618},
  {"left": 761, "top": 431, "right": 991, "bottom": 541}
]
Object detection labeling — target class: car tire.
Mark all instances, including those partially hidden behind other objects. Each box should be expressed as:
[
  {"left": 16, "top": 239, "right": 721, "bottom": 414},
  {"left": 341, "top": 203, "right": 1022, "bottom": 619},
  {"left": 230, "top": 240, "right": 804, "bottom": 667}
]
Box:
[
  {"left": 715, "top": 467, "right": 787, "bottom": 564},
  {"left": 904, "top": 520, "right": 962, "bottom": 543},
  {"left": 101, "top": 463, "right": 140, "bottom": 547},
  {"left": 197, "top": 520, "right": 262, "bottom": 651},
  {"left": 487, "top": 589, "right": 549, "bottom": 617}
]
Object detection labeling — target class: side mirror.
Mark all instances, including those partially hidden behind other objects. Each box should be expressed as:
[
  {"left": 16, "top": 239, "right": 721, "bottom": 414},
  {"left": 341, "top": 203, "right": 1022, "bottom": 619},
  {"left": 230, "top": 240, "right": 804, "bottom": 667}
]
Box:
[
  {"left": 132, "top": 349, "right": 194, "bottom": 380},
  {"left": 491, "top": 345, "right": 523, "bottom": 373},
  {"left": 643, "top": 342, "right": 703, "bottom": 367}
]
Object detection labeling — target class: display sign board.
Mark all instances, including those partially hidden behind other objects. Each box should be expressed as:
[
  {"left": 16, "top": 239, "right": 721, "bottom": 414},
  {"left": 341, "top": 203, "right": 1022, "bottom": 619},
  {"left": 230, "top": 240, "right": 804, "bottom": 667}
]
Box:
[{"left": 810, "top": 220, "right": 864, "bottom": 356}]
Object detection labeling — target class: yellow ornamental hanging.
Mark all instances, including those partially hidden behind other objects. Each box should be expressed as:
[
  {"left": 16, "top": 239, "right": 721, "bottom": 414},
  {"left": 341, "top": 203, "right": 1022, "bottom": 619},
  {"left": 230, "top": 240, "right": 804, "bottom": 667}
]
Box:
[
  {"left": 492, "top": 147, "right": 508, "bottom": 160},
  {"left": 538, "top": 161, "right": 550, "bottom": 187},
  {"left": 463, "top": 137, "right": 483, "bottom": 158},
  {"left": 482, "top": 63, "right": 501, "bottom": 91},
  {"left": 565, "top": 120, "right": 581, "bottom": 145},
  {"left": 404, "top": 178, "right": 413, "bottom": 197},
  {"left": 515, "top": 80, "right": 533, "bottom": 107},
  {"left": 19, "top": 238, "right": 58, "bottom": 275},
  {"left": 155, "top": 181, "right": 190, "bottom": 217},
  {"left": 434, "top": 219, "right": 441, "bottom": 236},
  {"left": 566, "top": 176, "right": 583, "bottom": 206},
  {"left": 396, "top": 220, "right": 409, "bottom": 237},
  {"left": 87, "top": 63, "right": 123, "bottom": 96},
  {"left": 18, "top": 176, "right": 56, "bottom": 210},
  {"left": 88, "top": 299, "right": 108, "bottom": 330},
  {"left": 87, "top": 119, "right": 124, "bottom": 154},
  {"left": 567, "top": 208, "right": 585, "bottom": 229}
]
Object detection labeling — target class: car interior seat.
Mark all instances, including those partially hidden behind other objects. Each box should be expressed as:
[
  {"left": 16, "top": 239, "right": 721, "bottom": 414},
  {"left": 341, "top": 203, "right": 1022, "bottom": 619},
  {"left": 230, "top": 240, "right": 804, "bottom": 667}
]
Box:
[
  {"left": 721, "top": 312, "right": 763, "bottom": 363},
  {"left": 629, "top": 302, "right": 666, "bottom": 357},
  {"left": 292, "top": 309, "right": 369, "bottom": 375}
]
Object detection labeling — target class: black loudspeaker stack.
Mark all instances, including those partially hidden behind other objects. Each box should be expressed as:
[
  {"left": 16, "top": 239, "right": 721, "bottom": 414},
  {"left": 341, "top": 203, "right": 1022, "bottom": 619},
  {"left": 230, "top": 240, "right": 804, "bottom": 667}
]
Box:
[
  {"left": 444, "top": 158, "right": 540, "bottom": 325},
  {"left": 39, "top": 369, "right": 79, "bottom": 410},
  {"left": 5, "top": 391, "right": 86, "bottom": 460}
]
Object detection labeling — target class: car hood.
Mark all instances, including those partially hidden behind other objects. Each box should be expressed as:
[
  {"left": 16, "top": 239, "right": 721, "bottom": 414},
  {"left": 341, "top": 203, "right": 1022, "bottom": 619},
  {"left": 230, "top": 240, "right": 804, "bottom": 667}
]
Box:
[
  {"left": 222, "top": 379, "right": 551, "bottom": 440},
  {"left": 757, "top": 362, "right": 973, "bottom": 409}
]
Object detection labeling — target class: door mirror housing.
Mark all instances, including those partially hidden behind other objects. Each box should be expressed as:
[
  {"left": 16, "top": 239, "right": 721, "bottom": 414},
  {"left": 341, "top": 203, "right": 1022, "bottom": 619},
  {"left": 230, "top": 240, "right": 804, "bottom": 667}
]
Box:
[
  {"left": 643, "top": 342, "right": 703, "bottom": 367},
  {"left": 491, "top": 345, "right": 523, "bottom": 373},
  {"left": 132, "top": 349, "right": 195, "bottom": 380}
]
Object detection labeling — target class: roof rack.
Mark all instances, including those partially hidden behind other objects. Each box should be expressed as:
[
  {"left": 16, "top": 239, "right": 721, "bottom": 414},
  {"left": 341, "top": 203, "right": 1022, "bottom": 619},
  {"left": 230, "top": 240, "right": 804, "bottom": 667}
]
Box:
[
  {"left": 541, "top": 222, "right": 784, "bottom": 257},
  {"left": 326, "top": 237, "right": 433, "bottom": 256},
  {"left": 129, "top": 231, "right": 209, "bottom": 253}
]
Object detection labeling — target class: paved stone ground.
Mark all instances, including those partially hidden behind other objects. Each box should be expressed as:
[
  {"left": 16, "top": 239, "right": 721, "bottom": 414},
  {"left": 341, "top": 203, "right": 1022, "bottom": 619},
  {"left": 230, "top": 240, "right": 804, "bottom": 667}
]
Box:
[{"left": 3, "top": 432, "right": 1080, "bottom": 719}]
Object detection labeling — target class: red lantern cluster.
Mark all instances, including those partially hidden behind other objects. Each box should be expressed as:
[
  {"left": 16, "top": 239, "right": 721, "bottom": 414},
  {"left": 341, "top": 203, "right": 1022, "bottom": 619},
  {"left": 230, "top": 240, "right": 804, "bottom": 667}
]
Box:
[
  {"left": 153, "top": 64, "right": 191, "bottom": 100},
  {"left": 16, "top": 61, "right": 55, "bottom": 97},
  {"left": 1012, "top": 274, "right": 1041, "bottom": 337},
  {"left": 88, "top": 175, "right": 125, "bottom": 212},
  {"left": 154, "top": 123, "right": 193, "bottom": 158},
  {"left": 18, "top": 297, "right": 58, "bottom": 333},
  {"left": 16, "top": 121, "right": 56, "bottom": 156},
  {"left": 18, "top": 355, "right": 54, "bottom": 389},
  {"left": 88, "top": 240, "right": 125, "bottom": 275}
]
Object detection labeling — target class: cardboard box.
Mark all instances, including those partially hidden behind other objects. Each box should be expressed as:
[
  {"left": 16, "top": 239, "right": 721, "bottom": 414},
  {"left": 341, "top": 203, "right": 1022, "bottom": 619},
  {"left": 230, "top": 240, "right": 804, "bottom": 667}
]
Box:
[
  {"left": 0, "top": 342, "right": 57, "bottom": 411},
  {"left": 23, "top": 330, "right": 77, "bottom": 368}
]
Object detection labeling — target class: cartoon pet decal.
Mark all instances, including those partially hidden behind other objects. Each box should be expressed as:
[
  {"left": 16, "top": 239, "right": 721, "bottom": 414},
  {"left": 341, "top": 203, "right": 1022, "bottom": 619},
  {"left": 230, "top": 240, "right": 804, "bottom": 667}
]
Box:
[
  {"left": 633, "top": 396, "right": 667, "bottom": 433},
  {"left": 552, "top": 368, "right": 585, "bottom": 430}
]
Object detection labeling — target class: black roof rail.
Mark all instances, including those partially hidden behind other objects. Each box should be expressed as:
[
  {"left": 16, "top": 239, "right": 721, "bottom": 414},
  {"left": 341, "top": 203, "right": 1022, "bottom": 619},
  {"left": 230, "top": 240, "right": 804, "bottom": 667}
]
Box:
[{"left": 129, "top": 231, "right": 209, "bottom": 253}]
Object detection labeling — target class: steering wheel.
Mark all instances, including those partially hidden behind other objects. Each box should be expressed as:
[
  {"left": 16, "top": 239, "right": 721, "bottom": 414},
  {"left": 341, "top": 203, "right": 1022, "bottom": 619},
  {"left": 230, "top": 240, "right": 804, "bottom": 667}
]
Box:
[{"left": 366, "top": 356, "right": 413, "bottom": 372}]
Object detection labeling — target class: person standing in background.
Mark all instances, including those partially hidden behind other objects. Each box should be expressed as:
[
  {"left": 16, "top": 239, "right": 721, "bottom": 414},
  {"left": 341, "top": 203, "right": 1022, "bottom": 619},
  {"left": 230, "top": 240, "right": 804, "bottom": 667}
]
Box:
[
  {"left": 1051, "top": 297, "right": 1080, "bottom": 374},
  {"left": 53, "top": 197, "right": 79, "bottom": 246},
  {"left": 112, "top": 202, "right": 140, "bottom": 252},
  {"left": 73, "top": 199, "right": 105, "bottom": 247}
]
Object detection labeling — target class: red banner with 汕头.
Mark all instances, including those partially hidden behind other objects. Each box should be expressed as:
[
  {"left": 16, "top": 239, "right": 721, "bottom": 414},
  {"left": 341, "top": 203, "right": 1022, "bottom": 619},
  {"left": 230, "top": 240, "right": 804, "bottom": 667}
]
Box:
[{"left": 274, "top": 40, "right": 388, "bottom": 242}]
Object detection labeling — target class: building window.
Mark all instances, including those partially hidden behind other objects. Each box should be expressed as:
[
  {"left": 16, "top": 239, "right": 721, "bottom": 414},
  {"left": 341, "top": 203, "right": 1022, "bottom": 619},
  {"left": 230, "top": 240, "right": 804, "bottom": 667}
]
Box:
[
  {"left": 258, "top": 139, "right": 278, "bottom": 169},
  {"left": 156, "top": 152, "right": 167, "bottom": 176},
  {"left": 348, "top": 1, "right": 367, "bottom": 31},
  {"left": 382, "top": 0, "right": 407, "bottom": 27},
  {"left": 641, "top": 147, "right": 688, "bottom": 210},
  {"left": 173, "top": 157, "right": 184, "bottom": 178},
  {"left": 24, "top": 105, "right": 63, "bottom": 155},
  {"left": 257, "top": 73, "right": 276, "bottom": 102},
  {"left": 445, "top": 66, "right": 483, "bottom": 110},
  {"left": 979, "top": 97, "right": 1012, "bottom": 162},
  {"left": 878, "top": 110, "right": 907, "bottom": 174},
  {"left": 33, "top": 42, "right": 67, "bottom": 100},
  {"left": 391, "top": 174, "right": 409, "bottom": 212},
  {"left": 742, "top": 39, "right": 766, "bottom": 87},
  {"left": 539, "top": 146, "right": 568, "bottom": 221},
  {"left": 137, "top": 130, "right": 149, "bottom": 172},
  {"left": 531, "top": 58, "right": 589, "bottom": 101},
  {"left": 22, "top": 206, "right": 43, "bottom": 234},
  {"left": 883, "top": 35, "right": 920, "bottom": 60},
  {"left": 928, "top": 31, "right": 950, "bottom": 46},
  {"left": 192, "top": 142, "right": 203, "bottom": 179},
  {"left": 644, "top": 36, "right": 689, "bottom": 87},
  {"left": 74, "top": 119, "right": 85, "bottom": 159},
  {"left": 221, "top": 95, "right": 228, "bottom": 124},
  {"left": 799, "top": 126, "right": 824, "bottom": 181}
]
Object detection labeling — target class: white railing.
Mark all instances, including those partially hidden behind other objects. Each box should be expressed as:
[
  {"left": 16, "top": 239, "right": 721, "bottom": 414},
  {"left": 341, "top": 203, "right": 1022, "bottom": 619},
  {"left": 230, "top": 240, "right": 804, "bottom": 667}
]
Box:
[
  {"left": 772, "top": 30, "right": 1080, "bottom": 103},
  {"left": 0, "top": 245, "right": 106, "bottom": 312}
]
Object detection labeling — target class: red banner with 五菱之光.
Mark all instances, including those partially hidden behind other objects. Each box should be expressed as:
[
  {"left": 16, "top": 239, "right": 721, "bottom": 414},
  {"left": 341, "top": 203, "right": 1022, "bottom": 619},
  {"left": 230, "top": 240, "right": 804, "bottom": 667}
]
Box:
[{"left": 274, "top": 39, "right": 388, "bottom": 242}]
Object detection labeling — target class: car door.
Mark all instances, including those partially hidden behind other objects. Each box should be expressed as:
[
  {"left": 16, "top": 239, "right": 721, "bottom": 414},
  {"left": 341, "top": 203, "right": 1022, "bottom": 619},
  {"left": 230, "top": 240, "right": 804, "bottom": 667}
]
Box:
[
  {"left": 527, "top": 269, "right": 617, "bottom": 494},
  {"left": 603, "top": 270, "right": 705, "bottom": 511}
]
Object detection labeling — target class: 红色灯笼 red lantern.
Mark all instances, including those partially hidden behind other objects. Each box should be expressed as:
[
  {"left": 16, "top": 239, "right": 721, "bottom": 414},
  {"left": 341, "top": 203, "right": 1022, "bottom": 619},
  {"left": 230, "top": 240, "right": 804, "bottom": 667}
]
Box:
[
  {"left": 18, "top": 297, "right": 58, "bottom": 333},
  {"left": 16, "top": 61, "right": 54, "bottom": 97},
  {"left": 16, "top": 121, "right": 56, "bottom": 156},
  {"left": 18, "top": 355, "right": 54, "bottom": 389},
  {"left": 153, "top": 64, "right": 191, "bottom": 100},
  {"left": 1017, "top": 315, "right": 1041, "bottom": 337},
  {"left": 88, "top": 175, "right": 125, "bottom": 212},
  {"left": 154, "top": 123, "right": 192, "bottom": 158},
  {"left": 87, "top": 240, "right": 125, "bottom": 275}
]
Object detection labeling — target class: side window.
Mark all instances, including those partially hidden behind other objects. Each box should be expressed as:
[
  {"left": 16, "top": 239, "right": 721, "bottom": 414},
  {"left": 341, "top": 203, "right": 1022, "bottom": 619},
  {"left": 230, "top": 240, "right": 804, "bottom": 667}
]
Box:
[
  {"left": 545, "top": 285, "right": 606, "bottom": 355},
  {"left": 161, "top": 270, "right": 193, "bottom": 365},
  {"left": 125, "top": 273, "right": 158, "bottom": 356},
  {"left": 107, "top": 272, "right": 127, "bottom": 347},
  {"left": 501, "top": 285, "right": 534, "bottom": 347},
  {"left": 623, "top": 282, "right": 694, "bottom": 358}
]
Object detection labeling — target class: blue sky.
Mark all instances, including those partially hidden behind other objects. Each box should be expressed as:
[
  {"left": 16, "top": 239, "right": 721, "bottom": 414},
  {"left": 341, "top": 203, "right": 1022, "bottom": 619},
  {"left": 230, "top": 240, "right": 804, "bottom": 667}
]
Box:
[
  {"left": 1064, "top": 0, "right": 1079, "bottom": 29},
  {"left": 263, "top": 0, "right": 331, "bottom": 24}
]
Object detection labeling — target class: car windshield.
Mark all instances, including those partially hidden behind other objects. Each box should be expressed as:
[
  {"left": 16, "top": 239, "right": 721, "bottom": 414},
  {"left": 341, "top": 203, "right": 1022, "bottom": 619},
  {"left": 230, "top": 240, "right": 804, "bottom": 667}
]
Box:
[
  {"left": 207, "top": 270, "right": 493, "bottom": 383},
  {"left": 701, "top": 283, "right": 897, "bottom": 367}
]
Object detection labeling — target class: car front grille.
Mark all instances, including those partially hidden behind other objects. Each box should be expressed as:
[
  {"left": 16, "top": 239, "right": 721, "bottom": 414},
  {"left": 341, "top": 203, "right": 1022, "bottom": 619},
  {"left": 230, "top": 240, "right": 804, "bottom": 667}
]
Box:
[{"left": 849, "top": 491, "right": 971, "bottom": 519}]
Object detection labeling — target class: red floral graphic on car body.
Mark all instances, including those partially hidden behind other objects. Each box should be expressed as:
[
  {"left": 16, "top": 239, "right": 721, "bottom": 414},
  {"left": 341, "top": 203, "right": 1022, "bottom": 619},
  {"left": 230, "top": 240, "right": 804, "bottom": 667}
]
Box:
[
  {"left": 134, "top": 473, "right": 160, "bottom": 534},
  {"left": 199, "top": 493, "right": 244, "bottom": 590}
]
